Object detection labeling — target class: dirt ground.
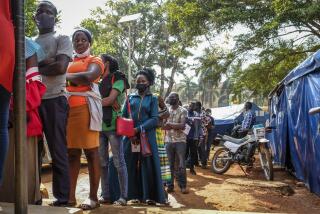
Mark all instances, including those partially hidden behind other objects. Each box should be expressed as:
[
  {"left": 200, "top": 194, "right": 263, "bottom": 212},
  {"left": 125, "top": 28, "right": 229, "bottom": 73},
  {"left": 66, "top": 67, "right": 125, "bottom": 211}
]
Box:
[{"left": 42, "top": 148, "right": 320, "bottom": 213}]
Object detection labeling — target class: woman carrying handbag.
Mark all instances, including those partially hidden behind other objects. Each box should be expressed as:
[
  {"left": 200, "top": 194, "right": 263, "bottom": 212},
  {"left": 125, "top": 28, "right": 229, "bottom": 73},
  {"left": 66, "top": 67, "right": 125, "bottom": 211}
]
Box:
[{"left": 108, "top": 68, "right": 166, "bottom": 205}]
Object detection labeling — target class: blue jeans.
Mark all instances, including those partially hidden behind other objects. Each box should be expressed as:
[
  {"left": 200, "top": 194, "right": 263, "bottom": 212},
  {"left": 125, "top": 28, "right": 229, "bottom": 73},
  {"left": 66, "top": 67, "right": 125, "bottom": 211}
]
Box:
[
  {"left": 166, "top": 142, "right": 187, "bottom": 189},
  {"left": 0, "top": 85, "right": 10, "bottom": 184},
  {"left": 99, "top": 131, "right": 128, "bottom": 200}
]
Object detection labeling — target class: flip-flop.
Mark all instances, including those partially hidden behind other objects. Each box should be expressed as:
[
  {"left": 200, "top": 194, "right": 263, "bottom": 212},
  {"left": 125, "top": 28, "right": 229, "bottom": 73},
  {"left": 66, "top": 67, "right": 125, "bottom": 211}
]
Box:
[{"left": 79, "top": 198, "right": 100, "bottom": 210}]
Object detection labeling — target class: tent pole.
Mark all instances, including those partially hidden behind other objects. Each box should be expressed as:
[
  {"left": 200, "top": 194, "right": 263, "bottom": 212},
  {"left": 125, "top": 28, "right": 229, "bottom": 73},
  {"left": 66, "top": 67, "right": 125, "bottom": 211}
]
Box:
[{"left": 12, "top": 0, "right": 28, "bottom": 213}]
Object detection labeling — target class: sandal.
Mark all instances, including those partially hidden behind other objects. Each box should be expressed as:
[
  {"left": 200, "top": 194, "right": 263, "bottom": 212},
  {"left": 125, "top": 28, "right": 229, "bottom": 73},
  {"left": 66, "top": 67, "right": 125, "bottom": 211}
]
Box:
[
  {"left": 79, "top": 198, "right": 100, "bottom": 210},
  {"left": 113, "top": 198, "right": 127, "bottom": 206}
]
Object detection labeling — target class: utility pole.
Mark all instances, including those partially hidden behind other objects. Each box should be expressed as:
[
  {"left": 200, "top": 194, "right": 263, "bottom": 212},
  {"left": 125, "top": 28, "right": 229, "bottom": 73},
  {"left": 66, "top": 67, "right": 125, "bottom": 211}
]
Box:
[{"left": 118, "top": 13, "right": 142, "bottom": 91}]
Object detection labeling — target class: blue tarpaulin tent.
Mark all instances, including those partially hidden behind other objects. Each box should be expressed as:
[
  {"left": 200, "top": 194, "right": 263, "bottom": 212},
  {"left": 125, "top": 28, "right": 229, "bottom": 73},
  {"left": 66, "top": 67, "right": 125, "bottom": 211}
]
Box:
[
  {"left": 268, "top": 50, "right": 320, "bottom": 196},
  {"left": 211, "top": 103, "right": 268, "bottom": 135}
]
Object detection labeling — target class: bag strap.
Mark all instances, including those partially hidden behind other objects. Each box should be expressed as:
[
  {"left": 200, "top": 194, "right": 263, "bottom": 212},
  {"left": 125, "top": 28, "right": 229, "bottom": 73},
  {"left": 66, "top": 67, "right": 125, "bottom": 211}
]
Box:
[
  {"left": 125, "top": 91, "right": 133, "bottom": 119},
  {"left": 111, "top": 74, "right": 115, "bottom": 85},
  {"left": 137, "top": 96, "right": 145, "bottom": 122}
]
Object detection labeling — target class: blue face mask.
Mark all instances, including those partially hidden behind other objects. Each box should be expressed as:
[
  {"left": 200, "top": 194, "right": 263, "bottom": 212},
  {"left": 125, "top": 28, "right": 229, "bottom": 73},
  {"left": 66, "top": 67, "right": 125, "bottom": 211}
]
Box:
[{"left": 36, "top": 13, "right": 55, "bottom": 30}]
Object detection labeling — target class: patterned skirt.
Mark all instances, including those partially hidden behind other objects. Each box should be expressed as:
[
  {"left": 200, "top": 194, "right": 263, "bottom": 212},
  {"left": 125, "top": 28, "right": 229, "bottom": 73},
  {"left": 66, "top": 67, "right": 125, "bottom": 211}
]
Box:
[{"left": 156, "top": 128, "right": 171, "bottom": 184}]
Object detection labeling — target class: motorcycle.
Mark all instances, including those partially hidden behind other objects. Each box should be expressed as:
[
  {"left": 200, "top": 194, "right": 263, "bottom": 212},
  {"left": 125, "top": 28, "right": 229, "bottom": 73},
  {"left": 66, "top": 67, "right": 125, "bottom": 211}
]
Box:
[{"left": 211, "top": 124, "right": 274, "bottom": 180}]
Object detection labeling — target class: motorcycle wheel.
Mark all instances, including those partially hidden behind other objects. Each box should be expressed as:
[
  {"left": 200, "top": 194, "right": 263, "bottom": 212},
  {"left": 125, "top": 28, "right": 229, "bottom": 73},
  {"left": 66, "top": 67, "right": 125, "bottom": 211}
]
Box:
[
  {"left": 259, "top": 144, "right": 274, "bottom": 181},
  {"left": 211, "top": 147, "right": 232, "bottom": 174}
]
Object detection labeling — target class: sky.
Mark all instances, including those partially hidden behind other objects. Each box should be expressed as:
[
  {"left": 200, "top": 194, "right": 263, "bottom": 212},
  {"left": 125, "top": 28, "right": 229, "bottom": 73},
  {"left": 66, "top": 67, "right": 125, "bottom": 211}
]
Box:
[
  {"left": 50, "top": 0, "right": 106, "bottom": 36},
  {"left": 49, "top": 0, "right": 200, "bottom": 84},
  {"left": 48, "top": 0, "right": 229, "bottom": 85}
]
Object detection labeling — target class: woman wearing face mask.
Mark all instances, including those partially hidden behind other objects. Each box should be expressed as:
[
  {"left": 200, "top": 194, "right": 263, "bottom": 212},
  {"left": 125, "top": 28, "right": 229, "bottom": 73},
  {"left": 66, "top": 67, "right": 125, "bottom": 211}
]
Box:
[
  {"left": 66, "top": 28, "right": 104, "bottom": 210},
  {"left": 109, "top": 68, "right": 166, "bottom": 205}
]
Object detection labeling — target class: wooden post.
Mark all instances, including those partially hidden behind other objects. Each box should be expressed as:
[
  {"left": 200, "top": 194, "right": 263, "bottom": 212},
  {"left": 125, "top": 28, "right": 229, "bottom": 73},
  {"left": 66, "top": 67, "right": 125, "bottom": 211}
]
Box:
[{"left": 12, "top": 0, "right": 28, "bottom": 213}]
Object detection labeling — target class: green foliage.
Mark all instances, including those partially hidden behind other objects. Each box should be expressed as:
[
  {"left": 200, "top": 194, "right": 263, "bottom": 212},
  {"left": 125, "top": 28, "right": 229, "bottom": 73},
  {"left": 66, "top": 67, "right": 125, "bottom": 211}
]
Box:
[
  {"left": 166, "top": 0, "right": 320, "bottom": 99},
  {"left": 25, "top": 0, "right": 38, "bottom": 37},
  {"left": 177, "top": 75, "right": 199, "bottom": 103},
  {"left": 81, "top": 0, "right": 195, "bottom": 96}
]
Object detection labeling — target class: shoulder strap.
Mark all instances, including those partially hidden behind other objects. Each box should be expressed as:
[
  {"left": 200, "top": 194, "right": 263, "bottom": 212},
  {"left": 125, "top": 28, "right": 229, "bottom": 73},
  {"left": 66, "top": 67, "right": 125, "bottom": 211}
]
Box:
[
  {"left": 111, "top": 74, "right": 115, "bottom": 84},
  {"left": 137, "top": 96, "right": 145, "bottom": 121},
  {"left": 125, "top": 91, "right": 132, "bottom": 119}
]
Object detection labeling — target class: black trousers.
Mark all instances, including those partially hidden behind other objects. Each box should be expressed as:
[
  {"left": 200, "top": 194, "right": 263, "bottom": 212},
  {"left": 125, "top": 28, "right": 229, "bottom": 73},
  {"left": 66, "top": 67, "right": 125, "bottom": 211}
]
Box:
[
  {"left": 198, "top": 138, "right": 207, "bottom": 166},
  {"left": 39, "top": 96, "right": 70, "bottom": 203},
  {"left": 186, "top": 139, "right": 198, "bottom": 170}
]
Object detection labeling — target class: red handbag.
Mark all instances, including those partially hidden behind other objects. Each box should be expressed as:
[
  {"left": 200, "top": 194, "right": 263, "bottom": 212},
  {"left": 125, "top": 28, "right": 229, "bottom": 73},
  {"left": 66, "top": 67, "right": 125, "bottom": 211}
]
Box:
[
  {"left": 116, "top": 92, "right": 135, "bottom": 137},
  {"left": 140, "top": 127, "right": 152, "bottom": 157}
]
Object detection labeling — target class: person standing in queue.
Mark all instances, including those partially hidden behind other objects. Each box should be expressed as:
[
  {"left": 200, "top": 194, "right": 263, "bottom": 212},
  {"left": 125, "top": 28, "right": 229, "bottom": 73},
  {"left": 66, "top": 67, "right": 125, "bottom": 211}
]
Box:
[
  {"left": 110, "top": 68, "right": 166, "bottom": 205},
  {"left": 98, "top": 54, "right": 129, "bottom": 206},
  {"left": 164, "top": 92, "right": 188, "bottom": 194},
  {"left": 34, "top": 1, "right": 72, "bottom": 206},
  {"left": 66, "top": 28, "right": 104, "bottom": 210}
]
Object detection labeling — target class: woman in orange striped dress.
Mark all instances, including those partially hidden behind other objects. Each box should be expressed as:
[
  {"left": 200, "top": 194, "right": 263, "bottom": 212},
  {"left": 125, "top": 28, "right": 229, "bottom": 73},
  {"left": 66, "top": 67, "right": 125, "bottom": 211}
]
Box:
[{"left": 66, "top": 29, "right": 104, "bottom": 210}]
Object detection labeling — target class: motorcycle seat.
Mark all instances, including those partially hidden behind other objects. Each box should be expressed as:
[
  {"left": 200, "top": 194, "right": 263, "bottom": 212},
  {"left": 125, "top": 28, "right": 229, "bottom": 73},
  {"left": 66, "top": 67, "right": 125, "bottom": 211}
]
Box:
[{"left": 222, "top": 135, "right": 247, "bottom": 144}]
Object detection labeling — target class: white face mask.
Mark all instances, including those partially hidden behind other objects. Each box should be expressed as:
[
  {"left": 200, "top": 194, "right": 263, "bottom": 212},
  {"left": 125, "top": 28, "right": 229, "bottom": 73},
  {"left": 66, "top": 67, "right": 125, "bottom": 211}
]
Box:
[{"left": 75, "top": 45, "right": 91, "bottom": 58}]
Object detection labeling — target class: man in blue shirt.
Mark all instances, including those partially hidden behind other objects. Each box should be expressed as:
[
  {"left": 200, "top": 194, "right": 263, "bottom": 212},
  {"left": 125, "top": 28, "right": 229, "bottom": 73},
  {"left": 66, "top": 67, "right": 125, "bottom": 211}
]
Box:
[
  {"left": 232, "top": 102, "right": 256, "bottom": 138},
  {"left": 242, "top": 102, "right": 256, "bottom": 130}
]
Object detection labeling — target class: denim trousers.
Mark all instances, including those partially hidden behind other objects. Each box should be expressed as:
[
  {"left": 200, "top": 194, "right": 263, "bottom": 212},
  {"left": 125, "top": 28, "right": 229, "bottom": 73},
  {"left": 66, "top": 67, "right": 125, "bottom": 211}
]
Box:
[
  {"left": 99, "top": 131, "right": 128, "bottom": 200},
  {"left": 0, "top": 85, "right": 10, "bottom": 184},
  {"left": 166, "top": 142, "right": 187, "bottom": 189}
]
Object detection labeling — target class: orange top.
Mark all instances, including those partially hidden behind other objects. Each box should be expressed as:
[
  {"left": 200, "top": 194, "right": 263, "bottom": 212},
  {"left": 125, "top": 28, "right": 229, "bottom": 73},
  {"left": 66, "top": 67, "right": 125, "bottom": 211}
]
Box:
[{"left": 67, "top": 55, "right": 104, "bottom": 108}]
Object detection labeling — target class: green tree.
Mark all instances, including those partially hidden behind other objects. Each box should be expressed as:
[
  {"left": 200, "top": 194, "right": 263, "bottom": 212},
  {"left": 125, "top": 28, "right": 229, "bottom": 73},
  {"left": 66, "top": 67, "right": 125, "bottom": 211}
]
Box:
[
  {"left": 177, "top": 75, "right": 198, "bottom": 103},
  {"left": 25, "top": 0, "right": 38, "bottom": 37},
  {"left": 166, "top": 0, "right": 320, "bottom": 98},
  {"left": 81, "top": 0, "right": 194, "bottom": 96}
]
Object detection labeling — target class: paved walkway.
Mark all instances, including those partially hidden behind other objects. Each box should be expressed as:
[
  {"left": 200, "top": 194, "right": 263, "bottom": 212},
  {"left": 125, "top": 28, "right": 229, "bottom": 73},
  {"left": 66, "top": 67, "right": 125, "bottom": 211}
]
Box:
[{"left": 0, "top": 202, "right": 82, "bottom": 214}]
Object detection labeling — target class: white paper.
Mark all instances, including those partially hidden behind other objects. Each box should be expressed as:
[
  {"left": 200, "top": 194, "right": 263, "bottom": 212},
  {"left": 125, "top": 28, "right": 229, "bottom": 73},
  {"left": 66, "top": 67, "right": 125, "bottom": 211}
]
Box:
[
  {"left": 131, "top": 144, "right": 141, "bottom": 153},
  {"left": 183, "top": 124, "right": 191, "bottom": 135}
]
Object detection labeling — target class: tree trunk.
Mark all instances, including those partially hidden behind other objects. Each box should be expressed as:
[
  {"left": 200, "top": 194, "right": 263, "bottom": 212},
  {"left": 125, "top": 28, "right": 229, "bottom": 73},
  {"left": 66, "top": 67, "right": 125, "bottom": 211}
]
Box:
[
  {"left": 159, "top": 65, "right": 165, "bottom": 96},
  {"left": 165, "top": 58, "right": 178, "bottom": 98}
]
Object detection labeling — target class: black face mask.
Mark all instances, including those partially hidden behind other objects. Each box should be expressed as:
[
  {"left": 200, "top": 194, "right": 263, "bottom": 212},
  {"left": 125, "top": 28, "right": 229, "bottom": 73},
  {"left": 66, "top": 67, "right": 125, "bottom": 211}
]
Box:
[
  {"left": 168, "top": 99, "right": 178, "bottom": 106},
  {"left": 136, "top": 83, "right": 148, "bottom": 93},
  {"left": 36, "top": 13, "right": 55, "bottom": 30}
]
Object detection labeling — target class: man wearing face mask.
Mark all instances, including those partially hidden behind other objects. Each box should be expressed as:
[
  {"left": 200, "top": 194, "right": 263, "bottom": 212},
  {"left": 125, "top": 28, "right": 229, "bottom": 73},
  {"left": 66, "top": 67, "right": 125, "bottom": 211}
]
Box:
[
  {"left": 33, "top": 1, "right": 73, "bottom": 207},
  {"left": 163, "top": 92, "right": 188, "bottom": 194}
]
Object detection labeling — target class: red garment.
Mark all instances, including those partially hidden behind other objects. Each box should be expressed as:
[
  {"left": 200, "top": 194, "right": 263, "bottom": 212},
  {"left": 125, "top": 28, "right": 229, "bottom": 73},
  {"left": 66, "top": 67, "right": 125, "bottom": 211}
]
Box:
[
  {"left": 26, "top": 74, "right": 46, "bottom": 137},
  {"left": 10, "top": 71, "right": 46, "bottom": 137},
  {"left": 0, "top": 0, "right": 15, "bottom": 92}
]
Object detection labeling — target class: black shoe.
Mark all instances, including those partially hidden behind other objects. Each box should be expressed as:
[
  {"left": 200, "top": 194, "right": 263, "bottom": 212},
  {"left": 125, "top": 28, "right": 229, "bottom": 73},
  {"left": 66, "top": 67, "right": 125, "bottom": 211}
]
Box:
[
  {"left": 167, "top": 187, "right": 174, "bottom": 193},
  {"left": 201, "top": 165, "right": 207, "bottom": 169},
  {"left": 49, "top": 200, "right": 69, "bottom": 207},
  {"left": 146, "top": 199, "right": 156, "bottom": 206},
  {"left": 190, "top": 169, "right": 197, "bottom": 175},
  {"left": 34, "top": 198, "right": 42, "bottom": 206}
]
